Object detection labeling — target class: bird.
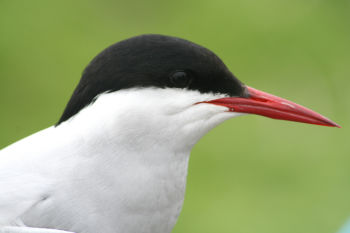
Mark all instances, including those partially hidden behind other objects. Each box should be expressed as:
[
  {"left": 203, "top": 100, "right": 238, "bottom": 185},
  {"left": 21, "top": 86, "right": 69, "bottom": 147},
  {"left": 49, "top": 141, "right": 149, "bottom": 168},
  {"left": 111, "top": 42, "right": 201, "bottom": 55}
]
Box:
[{"left": 0, "top": 34, "right": 340, "bottom": 233}]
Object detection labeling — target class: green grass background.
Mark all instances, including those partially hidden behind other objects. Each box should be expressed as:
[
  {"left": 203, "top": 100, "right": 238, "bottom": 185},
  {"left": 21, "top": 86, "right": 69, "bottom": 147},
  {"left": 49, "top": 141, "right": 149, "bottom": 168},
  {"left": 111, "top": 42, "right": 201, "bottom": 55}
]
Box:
[{"left": 0, "top": 1, "right": 349, "bottom": 233}]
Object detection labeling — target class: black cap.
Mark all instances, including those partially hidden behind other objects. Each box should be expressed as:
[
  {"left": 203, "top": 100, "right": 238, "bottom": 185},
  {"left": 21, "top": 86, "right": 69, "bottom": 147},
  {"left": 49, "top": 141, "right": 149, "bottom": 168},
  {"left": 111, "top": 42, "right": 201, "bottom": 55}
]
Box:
[{"left": 57, "top": 34, "right": 246, "bottom": 125}]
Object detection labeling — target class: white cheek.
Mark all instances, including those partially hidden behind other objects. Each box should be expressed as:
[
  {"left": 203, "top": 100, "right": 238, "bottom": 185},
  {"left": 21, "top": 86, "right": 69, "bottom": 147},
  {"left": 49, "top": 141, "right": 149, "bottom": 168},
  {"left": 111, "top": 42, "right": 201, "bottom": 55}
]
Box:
[
  {"left": 64, "top": 88, "right": 244, "bottom": 151},
  {"left": 179, "top": 104, "right": 243, "bottom": 147}
]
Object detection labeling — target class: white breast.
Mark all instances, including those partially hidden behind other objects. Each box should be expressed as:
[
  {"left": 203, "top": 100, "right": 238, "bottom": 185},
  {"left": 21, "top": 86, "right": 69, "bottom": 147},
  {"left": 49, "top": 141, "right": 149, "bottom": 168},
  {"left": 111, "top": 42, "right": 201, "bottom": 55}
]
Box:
[{"left": 20, "top": 142, "right": 190, "bottom": 233}]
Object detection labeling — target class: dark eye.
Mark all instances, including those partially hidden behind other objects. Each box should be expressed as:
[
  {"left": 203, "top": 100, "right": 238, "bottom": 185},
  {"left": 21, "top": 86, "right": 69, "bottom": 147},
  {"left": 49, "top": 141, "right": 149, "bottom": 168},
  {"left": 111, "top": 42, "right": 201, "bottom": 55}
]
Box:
[{"left": 169, "top": 71, "right": 192, "bottom": 88}]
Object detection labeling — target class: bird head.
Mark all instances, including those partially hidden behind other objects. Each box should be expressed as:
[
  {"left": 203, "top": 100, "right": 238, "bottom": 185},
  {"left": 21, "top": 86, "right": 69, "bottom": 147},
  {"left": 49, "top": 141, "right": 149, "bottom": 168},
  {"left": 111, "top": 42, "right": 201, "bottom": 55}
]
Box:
[{"left": 57, "top": 34, "right": 339, "bottom": 150}]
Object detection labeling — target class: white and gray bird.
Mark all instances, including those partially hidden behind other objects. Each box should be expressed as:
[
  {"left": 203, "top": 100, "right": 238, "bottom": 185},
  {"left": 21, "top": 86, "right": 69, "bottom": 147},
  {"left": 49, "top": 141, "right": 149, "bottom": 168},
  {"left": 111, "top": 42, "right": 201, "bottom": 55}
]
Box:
[{"left": 0, "top": 35, "right": 340, "bottom": 233}]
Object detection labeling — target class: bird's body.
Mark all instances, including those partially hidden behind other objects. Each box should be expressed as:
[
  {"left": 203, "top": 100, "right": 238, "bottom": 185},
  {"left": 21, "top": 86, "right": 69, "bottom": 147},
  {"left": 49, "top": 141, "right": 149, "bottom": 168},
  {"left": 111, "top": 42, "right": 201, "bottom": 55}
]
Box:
[
  {"left": 1, "top": 88, "right": 235, "bottom": 233},
  {"left": 0, "top": 35, "right": 339, "bottom": 233},
  {"left": 1, "top": 123, "right": 188, "bottom": 233}
]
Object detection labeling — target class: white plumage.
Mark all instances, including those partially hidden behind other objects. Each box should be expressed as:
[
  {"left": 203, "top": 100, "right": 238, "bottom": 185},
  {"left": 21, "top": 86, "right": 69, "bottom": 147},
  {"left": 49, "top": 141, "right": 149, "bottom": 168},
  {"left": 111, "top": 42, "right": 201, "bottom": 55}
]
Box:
[{"left": 0, "top": 88, "right": 242, "bottom": 233}]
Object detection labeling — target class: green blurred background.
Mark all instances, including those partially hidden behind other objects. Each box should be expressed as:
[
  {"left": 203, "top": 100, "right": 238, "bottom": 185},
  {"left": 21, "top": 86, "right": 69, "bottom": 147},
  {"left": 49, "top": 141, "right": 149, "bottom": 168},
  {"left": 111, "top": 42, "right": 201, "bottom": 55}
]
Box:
[{"left": 0, "top": 1, "right": 349, "bottom": 233}]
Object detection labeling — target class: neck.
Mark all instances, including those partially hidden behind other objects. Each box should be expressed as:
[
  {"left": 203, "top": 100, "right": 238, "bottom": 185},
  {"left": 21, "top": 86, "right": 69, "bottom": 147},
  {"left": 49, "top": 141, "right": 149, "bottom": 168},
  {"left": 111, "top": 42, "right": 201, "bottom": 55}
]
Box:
[
  {"left": 54, "top": 96, "right": 195, "bottom": 233},
  {"left": 50, "top": 88, "right": 239, "bottom": 233}
]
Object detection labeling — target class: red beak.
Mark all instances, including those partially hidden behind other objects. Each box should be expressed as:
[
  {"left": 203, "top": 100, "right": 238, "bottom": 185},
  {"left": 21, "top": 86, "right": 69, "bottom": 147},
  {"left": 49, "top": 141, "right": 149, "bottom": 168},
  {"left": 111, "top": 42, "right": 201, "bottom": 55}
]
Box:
[{"left": 203, "top": 86, "right": 340, "bottom": 128}]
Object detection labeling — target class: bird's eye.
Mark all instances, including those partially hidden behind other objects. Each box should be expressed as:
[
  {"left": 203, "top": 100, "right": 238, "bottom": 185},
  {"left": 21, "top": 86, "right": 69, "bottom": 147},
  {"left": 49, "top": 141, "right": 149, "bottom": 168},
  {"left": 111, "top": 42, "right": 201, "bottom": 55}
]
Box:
[{"left": 169, "top": 71, "right": 192, "bottom": 88}]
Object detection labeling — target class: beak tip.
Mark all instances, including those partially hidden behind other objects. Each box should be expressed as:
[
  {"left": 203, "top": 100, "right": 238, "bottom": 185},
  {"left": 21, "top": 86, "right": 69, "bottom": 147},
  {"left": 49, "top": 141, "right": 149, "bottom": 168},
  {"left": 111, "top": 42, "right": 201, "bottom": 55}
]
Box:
[{"left": 322, "top": 120, "right": 341, "bottom": 128}]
